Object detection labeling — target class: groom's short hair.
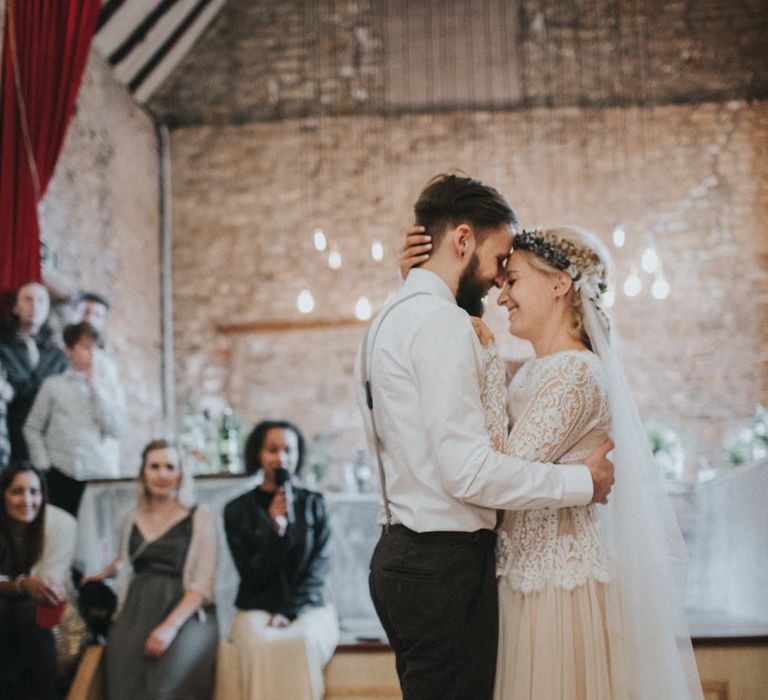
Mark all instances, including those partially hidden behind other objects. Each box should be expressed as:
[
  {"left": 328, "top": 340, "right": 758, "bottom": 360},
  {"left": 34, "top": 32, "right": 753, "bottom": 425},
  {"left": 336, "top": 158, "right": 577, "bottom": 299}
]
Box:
[{"left": 414, "top": 174, "right": 519, "bottom": 248}]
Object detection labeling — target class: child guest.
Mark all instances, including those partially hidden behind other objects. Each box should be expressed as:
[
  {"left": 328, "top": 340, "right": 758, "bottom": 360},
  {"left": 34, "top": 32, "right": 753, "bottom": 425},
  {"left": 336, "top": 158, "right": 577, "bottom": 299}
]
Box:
[{"left": 24, "top": 322, "right": 123, "bottom": 516}]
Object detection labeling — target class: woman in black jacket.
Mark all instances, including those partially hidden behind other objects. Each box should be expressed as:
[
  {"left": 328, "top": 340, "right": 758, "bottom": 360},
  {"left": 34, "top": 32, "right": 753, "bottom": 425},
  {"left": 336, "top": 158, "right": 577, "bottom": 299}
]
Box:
[
  {"left": 0, "top": 282, "right": 68, "bottom": 463},
  {"left": 224, "top": 420, "right": 338, "bottom": 700}
]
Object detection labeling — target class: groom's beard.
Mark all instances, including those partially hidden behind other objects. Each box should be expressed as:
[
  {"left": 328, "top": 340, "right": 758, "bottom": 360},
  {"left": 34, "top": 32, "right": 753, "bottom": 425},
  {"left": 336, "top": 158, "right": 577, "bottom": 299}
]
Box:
[{"left": 456, "top": 253, "right": 487, "bottom": 318}]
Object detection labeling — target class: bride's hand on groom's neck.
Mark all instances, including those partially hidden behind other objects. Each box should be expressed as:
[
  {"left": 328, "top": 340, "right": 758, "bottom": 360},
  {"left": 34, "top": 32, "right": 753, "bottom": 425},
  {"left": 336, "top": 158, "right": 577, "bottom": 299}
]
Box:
[
  {"left": 399, "top": 226, "right": 432, "bottom": 278},
  {"left": 470, "top": 318, "right": 495, "bottom": 347}
]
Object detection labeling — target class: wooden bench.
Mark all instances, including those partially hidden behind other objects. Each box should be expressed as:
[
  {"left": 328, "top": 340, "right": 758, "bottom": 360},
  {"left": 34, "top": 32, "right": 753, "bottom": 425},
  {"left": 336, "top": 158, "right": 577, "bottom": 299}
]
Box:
[
  {"left": 65, "top": 640, "right": 400, "bottom": 700},
  {"left": 66, "top": 645, "right": 104, "bottom": 700},
  {"left": 323, "top": 640, "right": 400, "bottom": 700}
]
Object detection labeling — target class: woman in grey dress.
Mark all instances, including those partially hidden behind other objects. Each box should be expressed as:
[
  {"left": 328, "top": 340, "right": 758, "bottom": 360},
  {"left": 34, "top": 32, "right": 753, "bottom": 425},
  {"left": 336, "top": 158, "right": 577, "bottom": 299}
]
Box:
[{"left": 83, "top": 439, "right": 219, "bottom": 699}]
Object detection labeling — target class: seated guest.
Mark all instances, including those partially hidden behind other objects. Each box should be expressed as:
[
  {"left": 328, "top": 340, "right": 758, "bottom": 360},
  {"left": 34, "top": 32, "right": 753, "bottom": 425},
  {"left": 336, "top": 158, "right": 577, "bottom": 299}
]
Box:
[
  {"left": 224, "top": 420, "right": 339, "bottom": 700},
  {"left": 0, "top": 282, "right": 68, "bottom": 462},
  {"left": 71, "top": 291, "right": 126, "bottom": 476},
  {"left": 23, "top": 322, "right": 123, "bottom": 517},
  {"left": 0, "top": 463, "right": 76, "bottom": 699},
  {"left": 0, "top": 363, "right": 13, "bottom": 470},
  {"left": 83, "top": 439, "right": 218, "bottom": 700}
]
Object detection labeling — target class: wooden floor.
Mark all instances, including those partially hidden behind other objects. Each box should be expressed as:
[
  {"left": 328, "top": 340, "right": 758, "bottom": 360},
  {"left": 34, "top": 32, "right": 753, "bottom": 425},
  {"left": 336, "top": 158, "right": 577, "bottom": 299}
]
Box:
[{"left": 67, "top": 639, "right": 768, "bottom": 700}]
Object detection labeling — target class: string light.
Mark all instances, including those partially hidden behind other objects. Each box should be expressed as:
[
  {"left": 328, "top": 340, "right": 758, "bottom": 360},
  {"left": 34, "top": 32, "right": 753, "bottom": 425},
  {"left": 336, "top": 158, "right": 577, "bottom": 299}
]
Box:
[
  {"left": 612, "top": 225, "right": 626, "bottom": 248},
  {"left": 313, "top": 228, "right": 327, "bottom": 252},
  {"left": 354, "top": 296, "right": 372, "bottom": 320},
  {"left": 641, "top": 246, "right": 659, "bottom": 274},
  {"left": 371, "top": 240, "right": 384, "bottom": 262},
  {"left": 623, "top": 267, "right": 642, "bottom": 297},
  {"left": 297, "top": 289, "right": 315, "bottom": 314},
  {"left": 328, "top": 247, "right": 342, "bottom": 270},
  {"left": 651, "top": 269, "right": 670, "bottom": 300}
]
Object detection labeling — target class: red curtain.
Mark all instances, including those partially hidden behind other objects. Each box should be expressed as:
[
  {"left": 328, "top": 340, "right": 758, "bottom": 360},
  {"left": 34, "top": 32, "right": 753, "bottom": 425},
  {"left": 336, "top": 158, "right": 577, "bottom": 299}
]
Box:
[{"left": 0, "top": 0, "right": 101, "bottom": 294}]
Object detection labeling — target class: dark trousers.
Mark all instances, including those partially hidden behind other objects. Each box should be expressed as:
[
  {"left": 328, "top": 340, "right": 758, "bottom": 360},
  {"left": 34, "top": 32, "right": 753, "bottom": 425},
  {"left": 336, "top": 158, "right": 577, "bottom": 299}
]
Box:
[
  {"left": 0, "top": 596, "right": 58, "bottom": 699},
  {"left": 369, "top": 525, "right": 498, "bottom": 700},
  {"left": 45, "top": 466, "right": 86, "bottom": 518}
]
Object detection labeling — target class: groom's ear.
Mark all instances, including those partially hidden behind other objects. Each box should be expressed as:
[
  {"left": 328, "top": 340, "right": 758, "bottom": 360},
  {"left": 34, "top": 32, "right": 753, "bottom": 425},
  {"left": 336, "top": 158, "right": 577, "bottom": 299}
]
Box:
[{"left": 451, "top": 224, "right": 476, "bottom": 259}]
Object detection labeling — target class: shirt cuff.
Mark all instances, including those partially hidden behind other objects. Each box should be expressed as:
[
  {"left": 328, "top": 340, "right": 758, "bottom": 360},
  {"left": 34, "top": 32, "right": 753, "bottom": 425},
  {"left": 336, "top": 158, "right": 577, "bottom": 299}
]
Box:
[
  {"left": 273, "top": 515, "right": 288, "bottom": 537},
  {"left": 558, "top": 465, "right": 593, "bottom": 507}
]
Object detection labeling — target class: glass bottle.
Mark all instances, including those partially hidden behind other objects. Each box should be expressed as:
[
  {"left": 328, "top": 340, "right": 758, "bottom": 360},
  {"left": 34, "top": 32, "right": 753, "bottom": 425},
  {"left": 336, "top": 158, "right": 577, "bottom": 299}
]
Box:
[{"left": 218, "top": 408, "right": 241, "bottom": 474}]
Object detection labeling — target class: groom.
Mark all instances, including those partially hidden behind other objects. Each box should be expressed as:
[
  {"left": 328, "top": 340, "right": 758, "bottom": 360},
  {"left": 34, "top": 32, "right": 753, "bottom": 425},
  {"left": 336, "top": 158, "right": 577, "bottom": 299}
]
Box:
[{"left": 356, "top": 174, "right": 615, "bottom": 700}]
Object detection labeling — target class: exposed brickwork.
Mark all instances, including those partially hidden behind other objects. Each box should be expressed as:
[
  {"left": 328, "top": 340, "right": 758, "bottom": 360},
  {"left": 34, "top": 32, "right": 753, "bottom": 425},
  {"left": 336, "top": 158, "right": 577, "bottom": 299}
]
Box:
[
  {"left": 148, "top": 0, "right": 768, "bottom": 127},
  {"left": 169, "top": 100, "right": 768, "bottom": 469},
  {"left": 39, "top": 52, "right": 164, "bottom": 474},
  {"left": 30, "top": 1, "right": 768, "bottom": 475}
]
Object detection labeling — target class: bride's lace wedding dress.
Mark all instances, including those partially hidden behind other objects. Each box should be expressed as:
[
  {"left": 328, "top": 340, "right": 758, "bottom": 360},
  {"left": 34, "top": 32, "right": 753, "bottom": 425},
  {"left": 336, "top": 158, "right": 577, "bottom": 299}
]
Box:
[{"left": 481, "top": 347, "right": 630, "bottom": 699}]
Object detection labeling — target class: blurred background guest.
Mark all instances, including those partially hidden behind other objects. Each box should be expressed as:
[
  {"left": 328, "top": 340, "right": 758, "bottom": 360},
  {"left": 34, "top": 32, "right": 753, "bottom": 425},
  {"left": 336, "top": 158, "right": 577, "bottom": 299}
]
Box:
[
  {"left": 224, "top": 420, "right": 338, "bottom": 700},
  {"left": 71, "top": 291, "right": 126, "bottom": 476},
  {"left": 83, "top": 439, "right": 218, "bottom": 700},
  {"left": 0, "top": 282, "right": 68, "bottom": 463},
  {"left": 0, "top": 463, "right": 76, "bottom": 699},
  {"left": 24, "top": 322, "right": 123, "bottom": 517},
  {"left": 0, "top": 364, "right": 13, "bottom": 470}
]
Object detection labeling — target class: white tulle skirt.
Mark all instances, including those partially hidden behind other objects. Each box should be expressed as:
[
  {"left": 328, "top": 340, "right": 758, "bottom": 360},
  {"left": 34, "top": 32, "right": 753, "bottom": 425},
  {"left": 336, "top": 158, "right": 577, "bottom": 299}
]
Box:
[{"left": 494, "top": 576, "right": 630, "bottom": 700}]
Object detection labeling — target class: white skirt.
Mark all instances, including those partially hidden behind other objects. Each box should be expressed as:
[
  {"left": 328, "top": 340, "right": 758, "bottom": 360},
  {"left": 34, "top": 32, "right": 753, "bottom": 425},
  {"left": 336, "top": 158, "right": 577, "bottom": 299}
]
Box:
[
  {"left": 494, "top": 576, "right": 630, "bottom": 700},
  {"left": 223, "top": 605, "right": 339, "bottom": 700}
]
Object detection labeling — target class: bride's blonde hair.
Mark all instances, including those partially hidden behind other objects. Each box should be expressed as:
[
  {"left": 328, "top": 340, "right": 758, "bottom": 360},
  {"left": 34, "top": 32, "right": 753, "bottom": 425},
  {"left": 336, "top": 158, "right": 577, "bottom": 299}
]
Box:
[{"left": 515, "top": 226, "right": 613, "bottom": 347}]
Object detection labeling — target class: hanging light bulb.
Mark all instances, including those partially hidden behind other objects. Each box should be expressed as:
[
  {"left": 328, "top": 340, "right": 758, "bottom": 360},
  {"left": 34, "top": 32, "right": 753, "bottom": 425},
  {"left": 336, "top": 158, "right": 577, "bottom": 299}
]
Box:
[
  {"left": 328, "top": 247, "right": 342, "bottom": 270},
  {"left": 641, "top": 246, "right": 659, "bottom": 274},
  {"left": 313, "top": 228, "right": 327, "bottom": 252},
  {"left": 371, "top": 240, "right": 384, "bottom": 262},
  {"left": 651, "top": 269, "right": 670, "bottom": 300},
  {"left": 603, "top": 289, "right": 616, "bottom": 308},
  {"left": 612, "top": 225, "right": 626, "bottom": 248},
  {"left": 623, "top": 267, "right": 642, "bottom": 297},
  {"left": 354, "top": 296, "right": 372, "bottom": 321},
  {"left": 297, "top": 289, "right": 315, "bottom": 314}
]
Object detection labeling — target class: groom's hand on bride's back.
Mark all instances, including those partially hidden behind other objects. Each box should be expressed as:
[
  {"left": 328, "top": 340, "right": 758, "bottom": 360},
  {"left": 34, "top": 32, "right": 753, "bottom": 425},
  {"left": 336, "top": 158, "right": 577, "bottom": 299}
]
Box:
[
  {"left": 399, "top": 225, "right": 432, "bottom": 278},
  {"left": 586, "top": 440, "right": 615, "bottom": 504}
]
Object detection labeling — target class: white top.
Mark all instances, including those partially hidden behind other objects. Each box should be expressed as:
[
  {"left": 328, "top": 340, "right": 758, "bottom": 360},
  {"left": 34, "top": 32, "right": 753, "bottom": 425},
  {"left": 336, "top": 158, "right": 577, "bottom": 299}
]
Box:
[
  {"left": 92, "top": 348, "right": 126, "bottom": 476},
  {"left": 489, "top": 349, "right": 614, "bottom": 590},
  {"left": 355, "top": 268, "right": 593, "bottom": 533},
  {"left": 32, "top": 505, "right": 77, "bottom": 583},
  {"left": 24, "top": 366, "right": 124, "bottom": 480}
]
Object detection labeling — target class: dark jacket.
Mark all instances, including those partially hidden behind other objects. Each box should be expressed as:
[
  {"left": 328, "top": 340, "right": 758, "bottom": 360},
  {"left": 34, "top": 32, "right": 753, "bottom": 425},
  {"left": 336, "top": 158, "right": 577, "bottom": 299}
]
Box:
[
  {"left": 0, "top": 334, "right": 68, "bottom": 461},
  {"left": 224, "top": 485, "right": 330, "bottom": 619}
]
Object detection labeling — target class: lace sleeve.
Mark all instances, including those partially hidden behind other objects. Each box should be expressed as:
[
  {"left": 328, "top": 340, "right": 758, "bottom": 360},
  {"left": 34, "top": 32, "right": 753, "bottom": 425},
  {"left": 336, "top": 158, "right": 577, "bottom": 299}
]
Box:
[
  {"left": 479, "top": 344, "right": 509, "bottom": 451},
  {"left": 506, "top": 353, "right": 605, "bottom": 463}
]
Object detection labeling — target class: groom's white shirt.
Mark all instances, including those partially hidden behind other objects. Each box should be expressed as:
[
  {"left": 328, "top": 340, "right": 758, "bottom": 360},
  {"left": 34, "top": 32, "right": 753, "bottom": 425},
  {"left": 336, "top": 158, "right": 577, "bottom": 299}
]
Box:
[{"left": 355, "top": 268, "right": 593, "bottom": 532}]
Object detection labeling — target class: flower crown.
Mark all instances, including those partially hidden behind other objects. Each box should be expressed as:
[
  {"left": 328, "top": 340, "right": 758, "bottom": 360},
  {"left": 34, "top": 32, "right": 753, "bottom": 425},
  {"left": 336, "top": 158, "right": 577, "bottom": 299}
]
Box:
[
  {"left": 513, "top": 229, "right": 608, "bottom": 297},
  {"left": 513, "top": 230, "right": 580, "bottom": 279}
]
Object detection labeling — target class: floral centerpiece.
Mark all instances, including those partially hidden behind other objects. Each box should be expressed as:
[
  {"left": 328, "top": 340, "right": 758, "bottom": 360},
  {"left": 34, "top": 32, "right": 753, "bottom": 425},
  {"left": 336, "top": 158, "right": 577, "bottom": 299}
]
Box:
[
  {"left": 645, "top": 420, "right": 686, "bottom": 481},
  {"left": 722, "top": 404, "right": 768, "bottom": 466}
]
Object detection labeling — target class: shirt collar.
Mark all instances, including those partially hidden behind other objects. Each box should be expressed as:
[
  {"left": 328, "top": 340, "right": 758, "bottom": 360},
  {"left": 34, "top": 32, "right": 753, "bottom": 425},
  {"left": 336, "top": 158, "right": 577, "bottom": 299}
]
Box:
[{"left": 402, "top": 268, "right": 456, "bottom": 305}]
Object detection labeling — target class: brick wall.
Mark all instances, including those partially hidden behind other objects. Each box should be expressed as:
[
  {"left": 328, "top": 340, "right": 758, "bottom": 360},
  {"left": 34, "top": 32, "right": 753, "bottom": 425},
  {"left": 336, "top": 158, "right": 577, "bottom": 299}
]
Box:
[
  {"left": 149, "top": 0, "right": 768, "bottom": 127},
  {"left": 169, "top": 99, "right": 768, "bottom": 472},
  {"left": 38, "top": 52, "right": 164, "bottom": 474}
]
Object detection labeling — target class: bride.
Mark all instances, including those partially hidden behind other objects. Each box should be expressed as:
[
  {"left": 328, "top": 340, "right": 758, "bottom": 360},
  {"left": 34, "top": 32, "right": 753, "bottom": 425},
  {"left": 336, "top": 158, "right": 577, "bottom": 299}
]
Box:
[{"left": 401, "top": 225, "right": 702, "bottom": 699}]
